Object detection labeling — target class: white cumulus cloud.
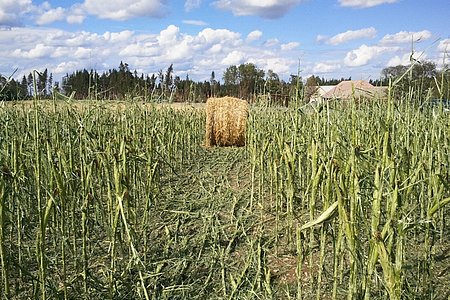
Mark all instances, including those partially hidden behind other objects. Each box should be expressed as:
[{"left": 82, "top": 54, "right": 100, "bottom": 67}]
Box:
[
  {"left": 281, "top": 42, "right": 300, "bottom": 51},
  {"left": 327, "top": 27, "right": 376, "bottom": 45},
  {"left": 35, "top": 7, "right": 66, "bottom": 25},
  {"left": 387, "top": 51, "right": 426, "bottom": 67},
  {"left": 66, "top": 14, "right": 85, "bottom": 24},
  {"left": 248, "top": 57, "right": 292, "bottom": 75},
  {"left": 83, "top": 0, "right": 168, "bottom": 20},
  {"left": 0, "top": 0, "right": 33, "bottom": 26},
  {"left": 264, "top": 38, "right": 279, "bottom": 47},
  {"left": 67, "top": 4, "right": 86, "bottom": 24},
  {"left": 246, "top": 30, "right": 263, "bottom": 42},
  {"left": 312, "top": 62, "right": 341, "bottom": 73},
  {"left": 221, "top": 50, "right": 246, "bottom": 65},
  {"left": 0, "top": 25, "right": 300, "bottom": 84},
  {"left": 214, "top": 0, "right": 304, "bottom": 19},
  {"left": 315, "top": 34, "right": 328, "bottom": 43},
  {"left": 1, "top": 1, "right": 86, "bottom": 26},
  {"left": 344, "top": 44, "right": 397, "bottom": 67},
  {"left": 207, "top": 44, "right": 222, "bottom": 54},
  {"left": 380, "top": 30, "right": 432, "bottom": 45},
  {"left": 74, "top": 47, "right": 93, "bottom": 59},
  {"left": 197, "top": 28, "right": 241, "bottom": 45},
  {"left": 157, "top": 25, "right": 180, "bottom": 46},
  {"left": 119, "top": 43, "right": 159, "bottom": 57},
  {"left": 34, "top": 3, "right": 87, "bottom": 25},
  {"left": 54, "top": 61, "right": 81, "bottom": 74},
  {"left": 12, "top": 43, "right": 55, "bottom": 59},
  {"left": 339, "top": 0, "right": 398, "bottom": 8},
  {"left": 438, "top": 39, "right": 450, "bottom": 52}
]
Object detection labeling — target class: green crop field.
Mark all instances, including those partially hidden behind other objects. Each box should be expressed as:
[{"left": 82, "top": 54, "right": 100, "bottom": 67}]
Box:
[{"left": 0, "top": 95, "right": 449, "bottom": 299}]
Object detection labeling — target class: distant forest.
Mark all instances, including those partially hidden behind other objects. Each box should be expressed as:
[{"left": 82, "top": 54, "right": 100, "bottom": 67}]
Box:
[{"left": 1, "top": 60, "right": 448, "bottom": 103}]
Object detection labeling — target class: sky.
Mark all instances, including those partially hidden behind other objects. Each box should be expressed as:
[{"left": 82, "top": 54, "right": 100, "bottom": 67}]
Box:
[{"left": 0, "top": 0, "right": 449, "bottom": 84}]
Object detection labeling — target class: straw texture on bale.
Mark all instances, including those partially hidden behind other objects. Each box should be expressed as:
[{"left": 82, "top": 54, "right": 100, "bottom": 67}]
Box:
[{"left": 205, "top": 97, "right": 249, "bottom": 147}]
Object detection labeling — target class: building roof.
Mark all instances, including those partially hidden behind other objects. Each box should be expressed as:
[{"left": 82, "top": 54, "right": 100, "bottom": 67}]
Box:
[
  {"left": 309, "top": 85, "right": 335, "bottom": 102},
  {"left": 322, "top": 80, "right": 384, "bottom": 99},
  {"left": 316, "top": 85, "right": 335, "bottom": 96}
]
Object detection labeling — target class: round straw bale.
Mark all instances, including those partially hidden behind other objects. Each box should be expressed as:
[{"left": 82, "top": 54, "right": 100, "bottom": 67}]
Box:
[{"left": 205, "top": 97, "right": 249, "bottom": 147}]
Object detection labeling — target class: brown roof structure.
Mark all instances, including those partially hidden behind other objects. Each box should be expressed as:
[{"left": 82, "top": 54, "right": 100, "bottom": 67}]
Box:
[{"left": 322, "top": 80, "right": 386, "bottom": 100}]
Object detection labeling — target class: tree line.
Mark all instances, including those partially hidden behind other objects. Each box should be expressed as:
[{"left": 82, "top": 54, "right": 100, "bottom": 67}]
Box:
[
  {"left": 379, "top": 60, "right": 449, "bottom": 100},
  {"left": 58, "top": 61, "right": 302, "bottom": 105},
  {"left": 1, "top": 60, "right": 448, "bottom": 103},
  {"left": 0, "top": 68, "right": 53, "bottom": 101}
]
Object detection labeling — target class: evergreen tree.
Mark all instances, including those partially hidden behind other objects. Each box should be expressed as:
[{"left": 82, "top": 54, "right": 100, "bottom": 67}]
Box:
[
  {"left": 48, "top": 72, "right": 53, "bottom": 95},
  {"left": 210, "top": 71, "right": 217, "bottom": 97},
  {"left": 304, "top": 76, "right": 319, "bottom": 102},
  {"left": 38, "top": 69, "right": 48, "bottom": 96},
  {"left": 27, "top": 73, "right": 33, "bottom": 96},
  {"left": 164, "top": 64, "right": 174, "bottom": 99},
  {"left": 20, "top": 75, "right": 29, "bottom": 98}
]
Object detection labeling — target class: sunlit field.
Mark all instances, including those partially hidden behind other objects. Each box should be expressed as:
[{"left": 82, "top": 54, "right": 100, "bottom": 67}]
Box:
[{"left": 0, "top": 95, "right": 449, "bottom": 299}]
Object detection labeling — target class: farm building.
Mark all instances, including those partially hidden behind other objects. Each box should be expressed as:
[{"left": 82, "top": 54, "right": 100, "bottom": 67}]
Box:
[
  {"left": 309, "top": 85, "right": 335, "bottom": 102},
  {"left": 322, "top": 80, "right": 387, "bottom": 100}
]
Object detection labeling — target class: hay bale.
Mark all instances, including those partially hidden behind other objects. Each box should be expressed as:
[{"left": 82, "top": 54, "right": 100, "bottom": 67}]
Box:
[{"left": 205, "top": 97, "right": 249, "bottom": 147}]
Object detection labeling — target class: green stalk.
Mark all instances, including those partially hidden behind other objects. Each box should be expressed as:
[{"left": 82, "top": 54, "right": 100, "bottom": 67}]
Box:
[
  {"left": 0, "top": 175, "right": 10, "bottom": 297},
  {"left": 296, "top": 226, "right": 303, "bottom": 300},
  {"left": 32, "top": 74, "right": 47, "bottom": 300}
]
